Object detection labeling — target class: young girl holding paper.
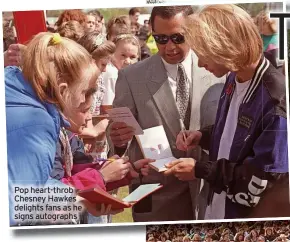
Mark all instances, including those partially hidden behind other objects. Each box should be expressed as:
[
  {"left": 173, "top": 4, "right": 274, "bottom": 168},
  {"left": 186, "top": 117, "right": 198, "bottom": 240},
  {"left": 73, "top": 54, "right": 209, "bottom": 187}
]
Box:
[
  {"left": 6, "top": 32, "right": 104, "bottom": 226},
  {"left": 48, "top": 32, "right": 152, "bottom": 223},
  {"left": 4, "top": 33, "right": 152, "bottom": 225},
  {"left": 53, "top": 89, "right": 154, "bottom": 224}
]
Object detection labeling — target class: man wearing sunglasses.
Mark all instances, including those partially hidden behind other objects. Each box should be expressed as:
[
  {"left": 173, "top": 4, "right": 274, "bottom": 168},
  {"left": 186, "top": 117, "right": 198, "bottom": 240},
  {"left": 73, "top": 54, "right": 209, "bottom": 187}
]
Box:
[{"left": 108, "top": 5, "right": 226, "bottom": 222}]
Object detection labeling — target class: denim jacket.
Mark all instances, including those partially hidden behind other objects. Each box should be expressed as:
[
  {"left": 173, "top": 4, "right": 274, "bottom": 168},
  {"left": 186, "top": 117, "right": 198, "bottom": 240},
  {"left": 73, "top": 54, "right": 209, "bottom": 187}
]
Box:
[{"left": 6, "top": 66, "right": 70, "bottom": 226}]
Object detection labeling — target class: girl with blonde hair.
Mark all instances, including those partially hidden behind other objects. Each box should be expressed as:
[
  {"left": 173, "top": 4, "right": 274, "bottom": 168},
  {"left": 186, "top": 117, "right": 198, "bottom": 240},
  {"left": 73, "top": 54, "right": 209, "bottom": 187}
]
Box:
[
  {"left": 102, "top": 33, "right": 140, "bottom": 106},
  {"left": 6, "top": 32, "right": 109, "bottom": 225},
  {"left": 112, "top": 33, "right": 140, "bottom": 69}
]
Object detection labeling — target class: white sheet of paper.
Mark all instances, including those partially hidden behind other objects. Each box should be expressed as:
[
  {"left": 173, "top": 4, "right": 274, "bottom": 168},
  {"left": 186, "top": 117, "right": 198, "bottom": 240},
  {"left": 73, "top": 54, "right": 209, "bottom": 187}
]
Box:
[
  {"left": 136, "top": 126, "right": 177, "bottom": 172},
  {"left": 122, "top": 184, "right": 161, "bottom": 203},
  {"left": 106, "top": 107, "right": 143, "bottom": 135},
  {"left": 149, "top": 157, "right": 176, "bottom": 172},
  {"left": 136, "top": 125, "right": 173, "bottom": 159}
]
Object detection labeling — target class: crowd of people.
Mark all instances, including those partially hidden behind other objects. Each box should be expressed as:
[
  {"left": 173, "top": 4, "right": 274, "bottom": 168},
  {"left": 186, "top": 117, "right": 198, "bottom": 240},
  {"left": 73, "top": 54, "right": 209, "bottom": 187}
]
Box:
[
  {"left": 146, "top": 221, "right": 290, "bottom": 242},
  {"left": 3, "top": 8, "right": 158, "bottom": 61},
  {"left": 2, "top": 4, "right": 289, "bottom": 227}
]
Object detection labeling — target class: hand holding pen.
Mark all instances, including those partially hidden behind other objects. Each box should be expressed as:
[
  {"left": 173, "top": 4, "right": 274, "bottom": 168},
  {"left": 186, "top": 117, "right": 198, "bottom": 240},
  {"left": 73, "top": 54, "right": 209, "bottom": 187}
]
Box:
[
  {"left": 179, "top": 119, "right": 188, "bottom": 143},
  {"left": 176, "top": 120, "right": 202, "bottom": 151},
  {"left": 94, "top": 157, "right": 118, "bottom": 165},
  {"left": 98, "top": 156, "right": 131, "bottom": 183},
  {"left": 96, "top": 156, "right": 154, "bottom": 184}
]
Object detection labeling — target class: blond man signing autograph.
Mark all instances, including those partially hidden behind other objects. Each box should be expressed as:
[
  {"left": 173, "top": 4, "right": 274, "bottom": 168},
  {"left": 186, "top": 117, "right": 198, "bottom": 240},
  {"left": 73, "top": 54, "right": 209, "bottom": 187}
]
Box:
[{"left": 165, "top": 4, "right": 288, "bottom": 219}]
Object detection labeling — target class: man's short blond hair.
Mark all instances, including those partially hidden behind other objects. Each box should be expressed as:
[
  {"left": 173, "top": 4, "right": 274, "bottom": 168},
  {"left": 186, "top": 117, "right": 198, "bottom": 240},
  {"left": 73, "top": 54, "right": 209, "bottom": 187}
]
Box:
[{"left": 184, "top": 4, "right": 263, "bottom": 72}]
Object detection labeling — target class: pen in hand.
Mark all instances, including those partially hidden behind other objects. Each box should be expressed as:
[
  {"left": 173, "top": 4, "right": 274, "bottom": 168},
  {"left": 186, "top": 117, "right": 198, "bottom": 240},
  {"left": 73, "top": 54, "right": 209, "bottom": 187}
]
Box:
[
  {"left": 95, "top": 158, "right": 116, "bottom": 162},
  {"left": 179, "top": 119, "right": 187, "bottom": 142},
  {"left": 94, "top": 157, "right": 117, "bottom": 166}
]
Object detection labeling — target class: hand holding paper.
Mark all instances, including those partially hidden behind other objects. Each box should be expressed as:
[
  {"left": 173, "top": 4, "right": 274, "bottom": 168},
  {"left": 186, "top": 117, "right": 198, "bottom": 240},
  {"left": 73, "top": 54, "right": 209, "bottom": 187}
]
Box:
[
  {"left": 109, "top": 121, "right": 135, "bottom": 147},
  {"left": 164, "top": 158, "right": 197, "bottom": 181},
  {"left": 129, "top": 159, "right": 156, "bottom": 178},
  {"left": 136, "top": 125, "right": 177, "bottom": 172},
  {"left": 122, "top": 184, "right": 162, "bottom": 203},
  {"left": 107, "top": 107, "right": 143, "bottom": 132},
  {"left": 76, "top": 196, "right": 124, "bottom": 216},
  {"left": 77, "top": 184, "right": 163, "bottom": 209},
  {"left": 148, "top": 157, "right": 176, "bottom": 172},
  {"left": 107, "top": 107, "right": 143, "bottom": 147}
]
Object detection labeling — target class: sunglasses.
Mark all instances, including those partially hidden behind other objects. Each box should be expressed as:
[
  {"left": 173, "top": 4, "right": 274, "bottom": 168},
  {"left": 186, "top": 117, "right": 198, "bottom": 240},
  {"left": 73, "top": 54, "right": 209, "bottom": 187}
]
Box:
[{"left": 152, "top": 33, "right": 185, "bottom": 45}]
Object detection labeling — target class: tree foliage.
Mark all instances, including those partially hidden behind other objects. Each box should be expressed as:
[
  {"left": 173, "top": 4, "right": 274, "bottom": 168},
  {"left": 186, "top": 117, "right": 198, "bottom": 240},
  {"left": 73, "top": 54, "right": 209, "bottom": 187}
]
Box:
[{"left": 46, "top": 10, "right": 65, "bottom": 17}]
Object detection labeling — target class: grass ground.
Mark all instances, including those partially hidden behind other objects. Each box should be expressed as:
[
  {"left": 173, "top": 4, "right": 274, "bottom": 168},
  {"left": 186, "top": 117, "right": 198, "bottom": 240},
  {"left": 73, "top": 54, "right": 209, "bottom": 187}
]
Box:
[{"left": 112, "top": 186, "right": 133, "bottom": 223}]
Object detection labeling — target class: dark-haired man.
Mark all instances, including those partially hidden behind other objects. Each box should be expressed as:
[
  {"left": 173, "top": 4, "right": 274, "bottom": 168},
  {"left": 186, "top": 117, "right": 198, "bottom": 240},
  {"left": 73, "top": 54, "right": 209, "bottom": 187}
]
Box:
[{"left": 108, "top": 5, "right": 225, "bottom": 222}]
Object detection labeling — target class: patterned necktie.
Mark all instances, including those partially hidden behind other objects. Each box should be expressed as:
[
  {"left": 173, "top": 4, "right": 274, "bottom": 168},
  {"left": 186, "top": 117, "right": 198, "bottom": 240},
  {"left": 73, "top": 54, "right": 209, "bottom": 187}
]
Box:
[{"left": 176, "top": 63, "right": 190, "bottom": 121}]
